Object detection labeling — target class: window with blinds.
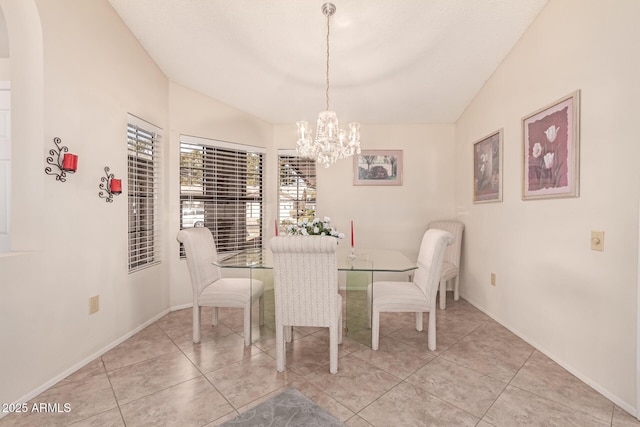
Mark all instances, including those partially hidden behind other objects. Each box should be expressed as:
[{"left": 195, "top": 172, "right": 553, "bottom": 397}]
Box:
[
  {"left": 179, "top": 135, "right": 264, "bottom": 255},
  {"left": 127, "top": 115, "right": 162, "bottom": 273},
  {"left": 278, "top": 150, "right": 317, "bottom": 229}
]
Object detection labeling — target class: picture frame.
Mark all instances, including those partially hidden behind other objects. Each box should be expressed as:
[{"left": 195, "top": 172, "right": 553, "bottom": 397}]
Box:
[
  {"left": 522, "top": 90, "right": 580, "bottom": 200},
  {"left": 473, "top": 129, "right": 503, "bottom": 203},
  {"left": 353, "top": 150, "right": 403, "bottom": 186}
]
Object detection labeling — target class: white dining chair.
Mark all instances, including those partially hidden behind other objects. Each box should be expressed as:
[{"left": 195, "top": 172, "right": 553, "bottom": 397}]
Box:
[
  {"left": 428, "top": 220, "right": 464, "bottom": 309},
  {"left": 270, "top": 235, "right": 343, "bottom": 374},
  {"left": 177, "top": 227, "right": 264, "bottom": 346},
  {"left": 368, "top": 229, "right": 453, "bottom": 351}
]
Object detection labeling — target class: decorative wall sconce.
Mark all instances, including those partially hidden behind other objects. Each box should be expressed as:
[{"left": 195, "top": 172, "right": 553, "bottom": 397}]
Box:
[
  {"left": 98, "top": 166, "right": 122, "bottom": 203},
  {"left": 44, "top": 137, "right": 78, "bottom": 182}
]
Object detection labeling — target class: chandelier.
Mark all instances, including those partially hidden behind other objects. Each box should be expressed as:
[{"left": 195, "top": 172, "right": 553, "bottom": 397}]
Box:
[{"left": 296, "top": 2, "right": 361, "bottom": 168}]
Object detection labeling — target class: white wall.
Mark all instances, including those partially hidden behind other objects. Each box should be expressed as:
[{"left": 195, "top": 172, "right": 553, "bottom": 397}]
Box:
[
  {"left": 274, "top": 123, "right": 456, "bottom": 264},
  {"left": 454, "top": 0, "right": 640, "bottom": 412},
  {"left": 0, "top": 0, "right": 170, "bottom": 406}
]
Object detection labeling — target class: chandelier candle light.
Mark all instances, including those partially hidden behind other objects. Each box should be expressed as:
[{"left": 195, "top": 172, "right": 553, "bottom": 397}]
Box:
[{"left": 296, "top": 2, "right": 361, "bottom": 168}]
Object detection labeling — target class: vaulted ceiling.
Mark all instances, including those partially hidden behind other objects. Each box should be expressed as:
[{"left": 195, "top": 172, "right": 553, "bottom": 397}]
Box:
[{"left": 108, "top": 0, "right": 548, "bottom": 125}]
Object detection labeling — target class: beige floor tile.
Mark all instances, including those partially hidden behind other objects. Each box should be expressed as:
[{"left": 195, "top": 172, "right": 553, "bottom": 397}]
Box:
[
  {"left": 311, "top": 329, "right": 369, "bottom": 357},
  {"left": 438, "top": 297, "right": 490, "bottom": 324},
  {"left": 55, "top": 358, "right": 106, "bottom": 388},
  {"left": 67, "top": 408, "right": 124, "bottom": 426},
  {"left": 266, "top": 334, "right": 336, "bottom": 376},
  {"left": 613, "top": 405, "right": 640, "bottom": 426},
  {"left": 511, "top": 350, "right": 614, "bottom": 423},
  {"left": 350, "top": 336, "right": 435, "bottom": 379},
  {"left": 406, "top": 357, "right": 507, "bottom": 417},
  {"left": 483, "top": 385, "right": 609, "bottom": 426},
  {"left": 304, "top": 354, "right": 401, "bottom": 413},
  {"left": 287, "top": 379, "right": 356, "bottom": 422},
  {"left": 154, "top": 306, "right": 195, "bottom": 332},
  {"left": 119, "top": 376, "right": 234, "bottom": 427},
  {"left": 441, "top": 339, "right": 529, "bottom": 383},
  {"left": 0, "top": 373, "right": 117, "bottom": 427},
  {"left": 205, "top": 352, "right": 299, "bottom": 409},
  {"left": 182, "top": 332, "right": 262, "bottom": 373},
  {"left": 3, "top": 297, "right": 626, "bottom": 427},
  {"left": 345, "top": 415, "right": 374, "bottom": 426},
  {"left": 462, "top": 319, "right": 534, "bottom": 359},
  {"left": 386, "top": 322, "right": 458, "bottom": 354},
  {"left": 358, "top": 382, "right": 478, "bottom": 427},
  {"left": 108, "top": 351, "right": 201, "bottom": 404},
  {"left": 434, "top": 311, "right": 484, "bottom": 341},
  {"left": 161, "top": 313, "right": 237, "bottom": 349},
  {"left": 101, "top": 324, "right": 178, "bottom": 372}
]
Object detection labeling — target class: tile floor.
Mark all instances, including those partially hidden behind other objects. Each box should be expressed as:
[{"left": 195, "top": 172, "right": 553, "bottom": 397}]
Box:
[{"left": 1, "top": 291, "right": 639, "bottom": 426}]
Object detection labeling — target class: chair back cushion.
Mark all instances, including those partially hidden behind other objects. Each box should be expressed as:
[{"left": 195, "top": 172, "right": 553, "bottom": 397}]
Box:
[
  {"left": 413, "top": 229, "right": 454, "bottom": 303},
  {"left": 428, "top": 220, "right": 464, "bottom": 268},
  {"left": 270, "top": 236, "right": 339, "bottom": 327},
  {"left": 176, "top": 228, "right": 222, "bottom": 297}
]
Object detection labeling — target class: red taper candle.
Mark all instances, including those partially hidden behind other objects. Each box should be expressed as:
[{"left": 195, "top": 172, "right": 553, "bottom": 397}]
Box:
[{"left": 351, "top": 220, "right": 354, "bottom": 247}]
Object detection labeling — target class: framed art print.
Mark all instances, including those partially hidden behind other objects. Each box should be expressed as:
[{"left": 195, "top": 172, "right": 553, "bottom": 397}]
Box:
[
  {"left": 353, "top": 150, "right": 403, "bottom": 186},
  {"left": 522, "top": 90, "right": 580, "bottom": 200},
  {"left": 473, "top": 129, "right": 503, "bottom": 203}
]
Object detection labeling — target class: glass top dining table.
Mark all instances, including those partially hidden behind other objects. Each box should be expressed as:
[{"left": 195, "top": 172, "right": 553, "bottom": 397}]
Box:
[
  {"left": 213, "top": 247, "right": 417, "bottom": 273},
  {"left": 213, "top": 246, "right": 417, "bottom": 346}
]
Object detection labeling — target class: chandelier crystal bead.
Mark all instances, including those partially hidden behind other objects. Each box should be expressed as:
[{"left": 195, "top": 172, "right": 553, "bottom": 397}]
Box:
[{"left": 296, "top": 2, "right": 361, "bottom": 168}]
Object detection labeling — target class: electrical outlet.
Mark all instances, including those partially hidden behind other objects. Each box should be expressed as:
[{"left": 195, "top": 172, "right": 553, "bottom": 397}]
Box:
[
  {"left": 491, "top": 273, "right": 496, "bottom": 286},
  {"left": 89, "top": 295, "right": 99, "bottom": 314}
]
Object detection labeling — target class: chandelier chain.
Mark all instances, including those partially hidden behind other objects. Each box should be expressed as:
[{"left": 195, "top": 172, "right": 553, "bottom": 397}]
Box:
[{"left": 325, "top": 10, "right": 331, "bottom": 111}]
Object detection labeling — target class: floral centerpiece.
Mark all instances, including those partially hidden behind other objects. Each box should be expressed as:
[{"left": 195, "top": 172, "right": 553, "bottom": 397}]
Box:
[{"left": 287, "top": 217, "right": 345, "bottom": 239}]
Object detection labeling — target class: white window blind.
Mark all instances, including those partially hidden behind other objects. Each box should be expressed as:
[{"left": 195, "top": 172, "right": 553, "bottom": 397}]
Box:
[
  {"left": 127, "top": 115, "right": 162, "bottom": 273},
  {"left": 180, "top": 135, "right": 264, "bottom": 255},
  {"left": 278, "top": 150, "right": 317, "bottom": 228}
]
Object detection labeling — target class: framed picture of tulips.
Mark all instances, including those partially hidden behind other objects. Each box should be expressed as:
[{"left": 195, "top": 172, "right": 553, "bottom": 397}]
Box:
[
  {"left": 473, "top": 129, "right": 503, "bottom": 203},
  {"left": 522, "top": 90, "right": 580, "bottom": 200}
]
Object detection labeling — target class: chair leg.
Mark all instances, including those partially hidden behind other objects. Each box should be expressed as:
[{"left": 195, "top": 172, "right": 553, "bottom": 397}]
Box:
[
  {"left": 258, "top": 295, "right": 265, "bottom": 325},
  {"left": 212, "top": 307, "right": 219, "bottom": 325},
  {"left": 275, "top": 322, "right": 285, "bottom": 372},
  {"left": 427, "top": 310, "right": 436, "bottom": 351},
  {"left": 243, "top": 303, "right": 251, "bottom": 346},
  {"left": 193, "top": 304, "right": 201, "bottom": 344},
  {"left": 366, "top": 285, "right": 372, "bottom": 328},
  {"left": 372, "top": 307, "right": 380, "bottom": 350},
  {"left": 439, "top": 278, "right": 447, "bottom": 309},
  {"left": 285, "top": 326, "right": 292, "bottom": 343},
  {"left": 415, "top": 312, "right": 423, "bottom": 332},
  {"left": 329, "top": 324, "right": 339, "bottom": 374},
  {"left": 453, "top": 275, "right": 460, "bottom": 301},
  {"left": 338, "top": 310, "right": 343, "bottom": 344}
]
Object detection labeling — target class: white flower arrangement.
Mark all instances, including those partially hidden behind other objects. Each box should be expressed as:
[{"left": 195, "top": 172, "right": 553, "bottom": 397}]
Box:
[{"left": 287, "top": 216, "right": 345, "bottom": 239}]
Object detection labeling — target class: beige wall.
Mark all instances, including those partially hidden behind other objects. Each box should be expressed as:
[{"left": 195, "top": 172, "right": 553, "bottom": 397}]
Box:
[
  {"left": 274, "top": 123, "right": 456, "bottom": 263},
  {"left": 454, "top": 0, "right": 640, "bottom": 411}
]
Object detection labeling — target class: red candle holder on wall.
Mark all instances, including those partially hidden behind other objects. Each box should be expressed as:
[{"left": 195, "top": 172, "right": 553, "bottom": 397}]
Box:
[
  {"left": 45, "top": 137, "right": 78, "bottom": 182},
  {"left": 99, "top": 166, "right": 122, "bottom": 203}
]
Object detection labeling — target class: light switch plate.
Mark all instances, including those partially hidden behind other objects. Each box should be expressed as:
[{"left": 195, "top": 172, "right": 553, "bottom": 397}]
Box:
[
  {"left": 89, "top": 295, "right": 99, "bottom": 314},
  {"left": 591, "top": 231, "right": 604, "bottom": 251}
]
